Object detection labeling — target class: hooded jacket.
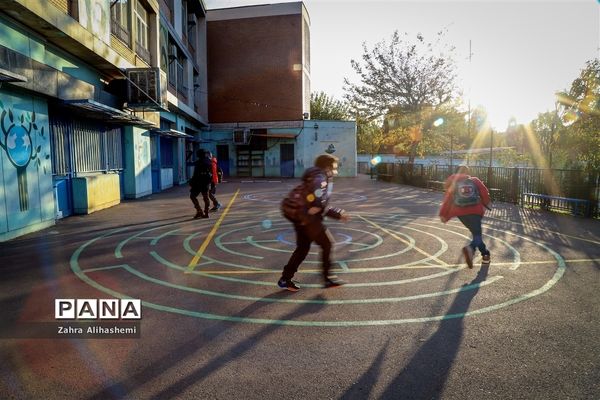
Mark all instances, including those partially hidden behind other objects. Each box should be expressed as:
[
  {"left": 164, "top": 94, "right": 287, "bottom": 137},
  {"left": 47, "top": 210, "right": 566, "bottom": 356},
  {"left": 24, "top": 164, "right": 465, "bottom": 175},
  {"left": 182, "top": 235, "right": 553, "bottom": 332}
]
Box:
[{"left": 301, "top": 167, "right": 345, "bottom": 222}]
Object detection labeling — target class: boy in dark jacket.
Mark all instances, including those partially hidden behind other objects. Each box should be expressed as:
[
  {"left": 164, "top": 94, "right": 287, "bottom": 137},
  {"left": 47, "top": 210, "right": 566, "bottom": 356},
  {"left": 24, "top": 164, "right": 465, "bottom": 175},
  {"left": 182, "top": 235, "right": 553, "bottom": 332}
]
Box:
[
  {"left": 439, "top": 165, "right": 492, "bottom": 268},
  {"left": 189, "top": 150, "right": 213, "bottom": 219},
  {"left": 278, "top": 154, "right": 350, "bottom": 291}
]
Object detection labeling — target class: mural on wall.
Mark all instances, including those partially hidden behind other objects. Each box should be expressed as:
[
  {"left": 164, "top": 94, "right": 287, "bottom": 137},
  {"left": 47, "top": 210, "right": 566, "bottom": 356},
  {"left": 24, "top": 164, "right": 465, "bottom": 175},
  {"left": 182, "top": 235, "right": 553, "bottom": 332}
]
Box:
[
  {"left": 135, "top": 138, "right": 150, "bottom": 171},
  {"left": 0, "top": 99, "right": 49, "bottom": 211}
]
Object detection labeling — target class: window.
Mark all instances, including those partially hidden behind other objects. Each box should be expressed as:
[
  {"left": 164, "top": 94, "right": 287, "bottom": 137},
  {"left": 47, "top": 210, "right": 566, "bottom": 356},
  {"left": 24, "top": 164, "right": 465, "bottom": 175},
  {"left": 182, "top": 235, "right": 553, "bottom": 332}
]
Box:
[
  {"left": 111, "top": 0, "right": 130, "bottom": 44},
  {"left": 49, "top": 115, "right": 124, "bottom": 175},
  {"left": 181, "top": 0, "right": 187, "bottom": 40},
  {"left": 134, "top": 0, "right": 150, "bottom": 62}
]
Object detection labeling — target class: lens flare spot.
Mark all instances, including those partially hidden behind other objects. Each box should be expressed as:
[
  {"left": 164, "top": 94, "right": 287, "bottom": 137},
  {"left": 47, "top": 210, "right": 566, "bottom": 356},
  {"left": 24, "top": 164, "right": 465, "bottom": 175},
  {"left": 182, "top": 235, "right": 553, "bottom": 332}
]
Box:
[
  {"left": 433, "top": 117, "right": 444, "bottom": 127},
  {"left": 370, "top": 156, "right": 382, "bottom": 166},
  {"left": 261, "top": 220, "right": 272, "bottom": 229},
  {"left": 306, "top": 193, "right": 315, "bottom": 202},
  {"left": 314, "top": 189, "right": 323, "bottom": 198}
]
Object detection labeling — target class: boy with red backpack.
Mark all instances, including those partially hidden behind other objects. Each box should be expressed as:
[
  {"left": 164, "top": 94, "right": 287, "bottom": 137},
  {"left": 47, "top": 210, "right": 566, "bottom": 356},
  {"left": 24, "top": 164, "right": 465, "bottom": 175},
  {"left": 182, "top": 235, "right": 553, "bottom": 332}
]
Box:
[
  {"left": 439, "top": 165, "right": 492, "bottom": 268},
  {"left": 279, "top": 154, "right": 350, "bottom": 291}
]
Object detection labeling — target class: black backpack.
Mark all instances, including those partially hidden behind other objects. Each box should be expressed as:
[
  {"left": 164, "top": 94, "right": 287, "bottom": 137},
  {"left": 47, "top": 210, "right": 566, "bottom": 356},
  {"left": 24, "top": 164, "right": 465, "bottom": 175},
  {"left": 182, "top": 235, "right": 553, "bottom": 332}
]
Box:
[
  {"left": 190, "top": 159, "right": 212, "bottom": 186},
  {"left": 453, "top": 178, "right": 481, "bottom": 206},
  {"left": 281, "top": 184, "right": 310, "bottom": 224}
]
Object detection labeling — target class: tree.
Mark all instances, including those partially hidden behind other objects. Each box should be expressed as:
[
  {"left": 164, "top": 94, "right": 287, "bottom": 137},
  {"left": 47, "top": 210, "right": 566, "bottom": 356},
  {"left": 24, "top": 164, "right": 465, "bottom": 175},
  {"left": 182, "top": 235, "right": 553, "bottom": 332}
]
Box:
[
  {"left": 344, "top": 30, "right": 460, "bottom": 163},
  {"left": 556, "top": 59, "right": 600, "bottom": 171},
  {"left": 310, "top": 91, "right": 350, "bottom": 120},
  {"left": 356, "top": 116, "right": 387, "bottom": 155},
  {"left": 529, "top": 109, "right": 565, "bottom": 168}
]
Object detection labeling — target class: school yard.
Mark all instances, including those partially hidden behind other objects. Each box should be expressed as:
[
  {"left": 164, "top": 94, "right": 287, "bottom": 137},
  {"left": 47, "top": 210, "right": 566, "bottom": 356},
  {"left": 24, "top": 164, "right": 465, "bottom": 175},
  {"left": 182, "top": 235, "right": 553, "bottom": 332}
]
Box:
[{"left": 1, "top": 175, "right": 599, "bottom": 399}]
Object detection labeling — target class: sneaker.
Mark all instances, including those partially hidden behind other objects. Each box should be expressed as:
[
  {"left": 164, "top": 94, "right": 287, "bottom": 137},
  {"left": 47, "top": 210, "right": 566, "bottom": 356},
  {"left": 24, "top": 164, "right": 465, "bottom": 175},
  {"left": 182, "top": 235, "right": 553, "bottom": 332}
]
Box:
[
  {"left": 193, "top": 211, "right": 203, "bottom": 219},
  {"left": 201, "top": 213, "right": 209, "bottom": 219},
  {"left": 481, "top": 254, "right": 491, "bottom": 264},
  {"left": 462, "top": 246, "right": 474, "bottom": 269},
  {"left": 277, "top": 278, "right": 300, "bottom": 292},
  {"left": 324, "top": 276, "right": 345, "bottom": 288},
  {"left": 210, "top": 203, "right": 222, "bottom": 212}
]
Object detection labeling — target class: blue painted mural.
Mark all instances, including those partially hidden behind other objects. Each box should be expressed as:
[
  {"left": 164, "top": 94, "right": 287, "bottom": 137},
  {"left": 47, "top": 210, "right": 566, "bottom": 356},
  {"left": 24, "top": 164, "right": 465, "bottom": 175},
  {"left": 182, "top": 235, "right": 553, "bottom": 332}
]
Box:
[
  {"left": 0, "top": 99, "right": 49, "bottom": 211},
  {"left": 0, "top": 90, "right": 54, "bottom": 239}
]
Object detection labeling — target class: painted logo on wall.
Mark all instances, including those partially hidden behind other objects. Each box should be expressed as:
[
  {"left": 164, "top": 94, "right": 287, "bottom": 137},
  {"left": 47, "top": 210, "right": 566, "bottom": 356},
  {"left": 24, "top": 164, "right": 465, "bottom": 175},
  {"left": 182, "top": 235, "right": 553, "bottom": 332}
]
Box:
[{"left": 0, "top": 100, "right": 49, "bottom": 211}]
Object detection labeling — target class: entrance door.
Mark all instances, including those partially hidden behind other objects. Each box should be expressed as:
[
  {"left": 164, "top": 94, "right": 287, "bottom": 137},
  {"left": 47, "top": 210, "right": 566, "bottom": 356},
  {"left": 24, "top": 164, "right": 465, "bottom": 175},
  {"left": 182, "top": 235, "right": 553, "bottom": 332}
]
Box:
[
  {"left": 150, "top": 135, "right": 161, "bottom": 193},
  {"left": 280, "top": 143, "right": 294, "bottom": 177},
  {"left": 217, "top": 145, "right": 229, "bottom": 177}
]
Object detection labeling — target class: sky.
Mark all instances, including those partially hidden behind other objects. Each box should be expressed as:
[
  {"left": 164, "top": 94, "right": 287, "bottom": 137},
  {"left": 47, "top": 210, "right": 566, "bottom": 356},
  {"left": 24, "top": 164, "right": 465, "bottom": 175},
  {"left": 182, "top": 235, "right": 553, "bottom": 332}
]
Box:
[{"left": 204, "top": 0, "right": 599, "bottom": 130}]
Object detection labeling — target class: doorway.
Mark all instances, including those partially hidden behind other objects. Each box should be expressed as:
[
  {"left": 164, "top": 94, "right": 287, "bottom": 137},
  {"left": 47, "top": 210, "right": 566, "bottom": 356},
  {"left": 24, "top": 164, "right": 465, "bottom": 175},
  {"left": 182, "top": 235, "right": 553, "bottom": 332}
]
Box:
[{"left": 280, "top": 143, "right": 294, "bottom": 177}]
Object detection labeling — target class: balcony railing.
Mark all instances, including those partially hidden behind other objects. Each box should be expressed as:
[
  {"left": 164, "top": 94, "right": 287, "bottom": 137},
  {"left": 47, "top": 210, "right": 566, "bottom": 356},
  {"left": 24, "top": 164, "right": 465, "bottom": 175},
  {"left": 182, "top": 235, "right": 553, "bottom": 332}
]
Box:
[
  {"left": 167, "top": 61, "right": 188, "bottom": 104},
  {"left": 111, "top": 19, "right": 130, "bottom": 45},
  {"left": 136, "top": 43, "right": 151, "bottom": 64}
]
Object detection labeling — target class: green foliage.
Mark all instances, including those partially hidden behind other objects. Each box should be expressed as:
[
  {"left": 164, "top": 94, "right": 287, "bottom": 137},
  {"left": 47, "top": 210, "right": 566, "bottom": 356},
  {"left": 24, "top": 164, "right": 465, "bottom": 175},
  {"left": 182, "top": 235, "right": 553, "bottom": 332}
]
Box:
[
  {"left": 528, "top": 59, "right": 600, "bottom": 171},
  {"left": 356, "top": 116, "right": 387, "bottom": 155},
  {"left": 344, "top": 30, "right": 460, "bottom": 162},
  {"left": 310, "top": 91, "right": 350, "bottom": 121}
]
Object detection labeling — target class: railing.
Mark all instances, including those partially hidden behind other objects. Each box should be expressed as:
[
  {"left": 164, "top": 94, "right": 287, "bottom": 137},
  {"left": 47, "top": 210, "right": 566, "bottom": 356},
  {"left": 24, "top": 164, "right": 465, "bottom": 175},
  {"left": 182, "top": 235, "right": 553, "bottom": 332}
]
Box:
[
  {"left": 135, "top": 43, "right": 151, "bottom": 64},
  {"left": 111, "top": 19, "right": 130, "bottom": 45},
  {"left": 365, "top": 162, "right": 600, "bottom": 218}
]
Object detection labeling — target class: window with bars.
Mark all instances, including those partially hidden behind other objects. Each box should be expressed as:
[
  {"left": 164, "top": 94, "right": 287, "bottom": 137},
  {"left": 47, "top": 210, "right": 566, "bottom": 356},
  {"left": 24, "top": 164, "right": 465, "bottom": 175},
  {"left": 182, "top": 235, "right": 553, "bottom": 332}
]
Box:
[
  {"left": 111, "top": 0, "right": 130, "bottom": 45},
  {"left": 49, "top": 116, "right": 124, "bottom": 175},
  {"left": 167, "top": 43, "right": 187, "bottom": 100}
]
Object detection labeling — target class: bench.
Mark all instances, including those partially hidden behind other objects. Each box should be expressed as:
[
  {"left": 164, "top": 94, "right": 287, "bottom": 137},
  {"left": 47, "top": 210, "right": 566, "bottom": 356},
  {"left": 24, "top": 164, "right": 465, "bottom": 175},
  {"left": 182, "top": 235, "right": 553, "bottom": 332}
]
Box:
[
  {"left": 427, "top": 180, "right": 445, "bottom": 191},
  {"left": 489, "top": 188, "right": 502, "bottom": 202},
  {"left": 521, "top": 193, "right": 591, "bottom": 217}
]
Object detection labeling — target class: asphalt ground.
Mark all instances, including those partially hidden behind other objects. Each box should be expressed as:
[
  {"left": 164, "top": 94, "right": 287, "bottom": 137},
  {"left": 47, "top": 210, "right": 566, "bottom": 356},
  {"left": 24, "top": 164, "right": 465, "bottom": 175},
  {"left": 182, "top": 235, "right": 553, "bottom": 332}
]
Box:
[{"left": 1, "top": 175, "right": 599, "bottom": 400}]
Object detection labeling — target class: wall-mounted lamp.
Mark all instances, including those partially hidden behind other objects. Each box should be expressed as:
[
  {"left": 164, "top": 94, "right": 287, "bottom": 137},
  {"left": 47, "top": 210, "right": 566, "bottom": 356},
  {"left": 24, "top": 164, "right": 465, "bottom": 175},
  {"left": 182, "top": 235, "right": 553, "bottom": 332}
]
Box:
[{"left": 313, "top": 122, "right": 319, "bottom": 141}]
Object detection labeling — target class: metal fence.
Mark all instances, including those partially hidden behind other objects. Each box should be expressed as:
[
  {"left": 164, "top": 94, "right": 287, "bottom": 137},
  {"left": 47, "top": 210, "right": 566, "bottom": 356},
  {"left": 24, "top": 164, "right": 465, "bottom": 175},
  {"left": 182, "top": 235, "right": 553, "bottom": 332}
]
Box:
[
  {"left": 49, "top": 116, "right": 124, "bottom": 176},
  {"left": 360, "top": 162, "right": 600, "bottom": 218}
]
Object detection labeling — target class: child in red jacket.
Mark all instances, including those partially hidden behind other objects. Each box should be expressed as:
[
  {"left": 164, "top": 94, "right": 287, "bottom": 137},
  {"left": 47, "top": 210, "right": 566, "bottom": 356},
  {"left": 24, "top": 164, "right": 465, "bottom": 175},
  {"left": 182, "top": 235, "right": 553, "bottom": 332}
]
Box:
[{"left": 439, "top": 165, "right": 491, "bottom": 268}]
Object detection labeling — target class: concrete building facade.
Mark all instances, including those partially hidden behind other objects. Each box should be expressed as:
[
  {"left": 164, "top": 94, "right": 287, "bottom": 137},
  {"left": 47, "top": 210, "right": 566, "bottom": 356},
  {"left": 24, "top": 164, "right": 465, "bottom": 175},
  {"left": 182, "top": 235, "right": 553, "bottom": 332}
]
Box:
[
  {"left": 204, "top": 3, "right": 356, "bottom": 179},
  {"left": 0, "top": 0, "right": 356, "bottom": 241}
]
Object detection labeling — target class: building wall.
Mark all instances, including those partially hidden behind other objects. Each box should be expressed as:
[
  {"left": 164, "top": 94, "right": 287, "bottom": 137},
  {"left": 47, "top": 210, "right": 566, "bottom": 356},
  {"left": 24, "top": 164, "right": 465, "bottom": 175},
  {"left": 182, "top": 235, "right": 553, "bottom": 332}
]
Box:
[
  {"left": 202, "top": 119, "right": 357, "bottom": 178},
  {"left": 297, "top": 120, "right": 357, "bottom": 178},
  {"left": 0, "top": 88, "right": 54, "bottom": 241},
  {"left": 207, "top": 11, "right": 304, "bottom": 122}
]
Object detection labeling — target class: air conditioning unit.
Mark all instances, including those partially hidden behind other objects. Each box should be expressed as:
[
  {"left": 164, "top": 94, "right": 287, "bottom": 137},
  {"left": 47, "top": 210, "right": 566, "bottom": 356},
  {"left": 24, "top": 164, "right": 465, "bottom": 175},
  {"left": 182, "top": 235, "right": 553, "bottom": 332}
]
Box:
[{"left": 233, "top": 128, "right": 251, "bottom": 145}]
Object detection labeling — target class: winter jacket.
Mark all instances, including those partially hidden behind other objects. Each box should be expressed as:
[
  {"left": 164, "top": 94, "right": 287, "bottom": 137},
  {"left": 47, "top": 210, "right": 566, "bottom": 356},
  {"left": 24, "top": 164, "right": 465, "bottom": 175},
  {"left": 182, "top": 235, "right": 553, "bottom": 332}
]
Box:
[
  {"left": 190, "top": 157, "right": 213, "bottom": 188},
  {"left": 210, "top": 157, "right": 222, "bottom": 184},
  {"left": 301, "top": 167, "right": 345, "bottom": 222},
  {"left": 439, "top": 173, "right": 490, "bottom": 222}
]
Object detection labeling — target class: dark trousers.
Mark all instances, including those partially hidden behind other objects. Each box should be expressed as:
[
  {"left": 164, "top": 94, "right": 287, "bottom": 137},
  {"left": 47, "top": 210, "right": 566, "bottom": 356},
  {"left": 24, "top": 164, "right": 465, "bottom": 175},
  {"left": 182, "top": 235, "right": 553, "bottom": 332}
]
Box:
[
  {"left": 282, "top": 222, "right": 333, "bottom": 281},
  {"left": 209, "top": 182, "right": 219, "bottom": 206},
  {"left": 457, "top": 214, "right": 489, "bottom": 256},
  {"left": 190, "top": 185, "right": 210, "bottom": 214}
]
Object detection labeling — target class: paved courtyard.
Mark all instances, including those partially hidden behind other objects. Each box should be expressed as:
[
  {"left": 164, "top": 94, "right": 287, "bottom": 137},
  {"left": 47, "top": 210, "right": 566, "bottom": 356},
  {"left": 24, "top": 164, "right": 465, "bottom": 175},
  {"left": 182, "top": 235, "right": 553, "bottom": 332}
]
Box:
[{"left": 1, "top": 175, "right": 599, "bottom": 399}]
